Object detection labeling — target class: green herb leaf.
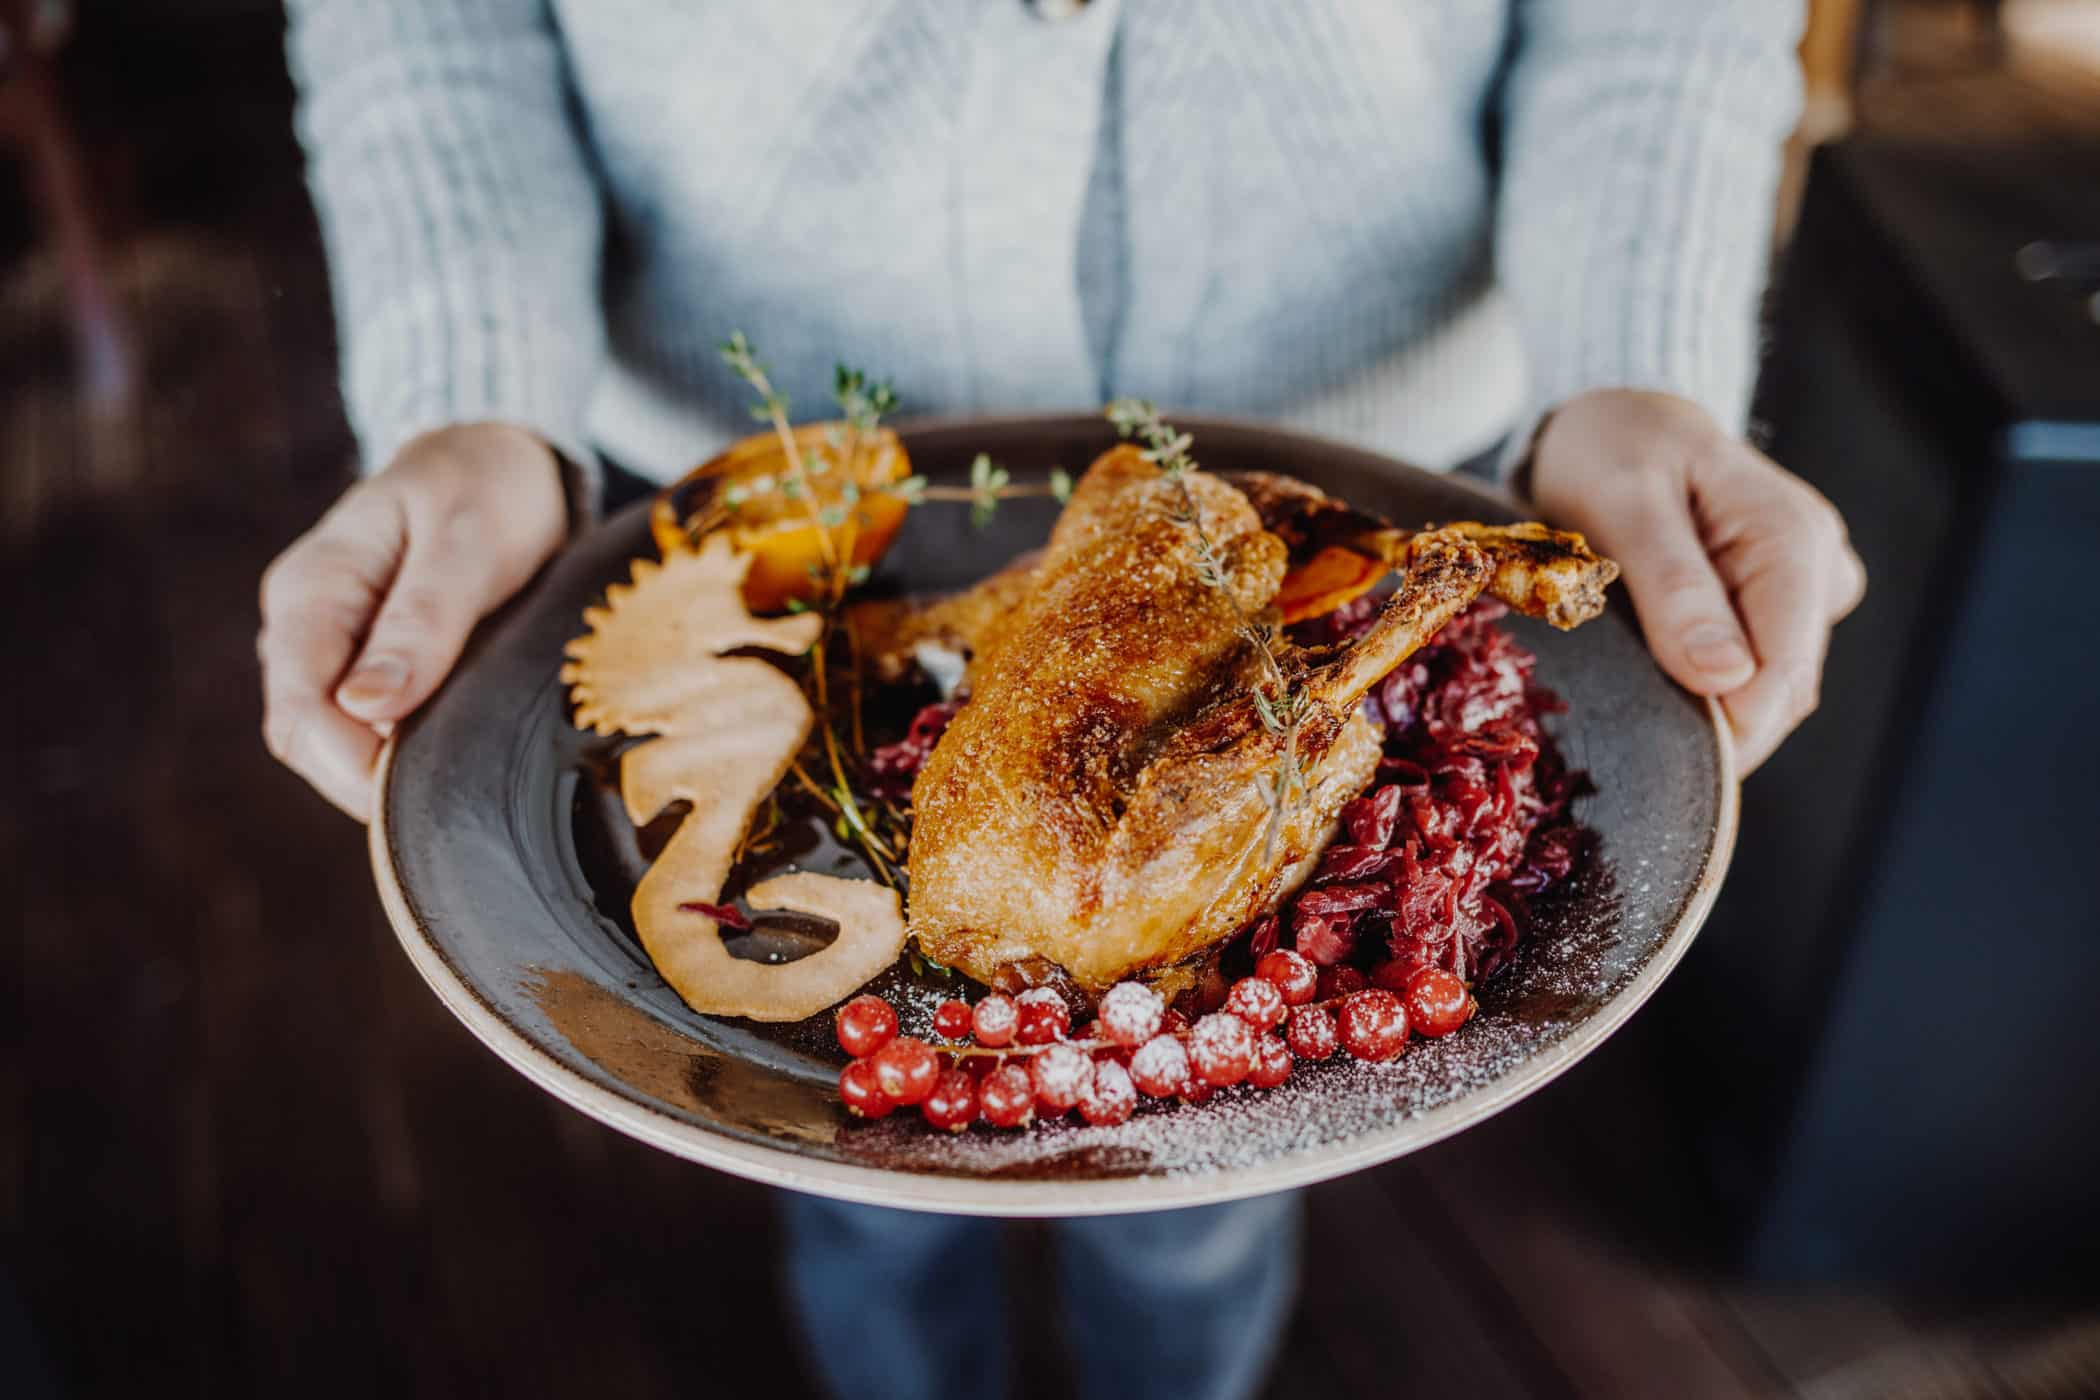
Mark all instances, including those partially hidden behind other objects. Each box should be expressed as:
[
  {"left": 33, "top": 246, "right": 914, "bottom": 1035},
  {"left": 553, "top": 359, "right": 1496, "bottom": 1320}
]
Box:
[
  {"left": 1252, "top": 687, "right": 1279, "bottom": 732},
  {"left": 967, "top": 454, "right": 1012, "bottom": 529},
  {"left": 1049, "top": 467, "right": 1074, "bottom": 504},
  {"left": 833, "top": 363, "right": 899, "bottom": 434}
]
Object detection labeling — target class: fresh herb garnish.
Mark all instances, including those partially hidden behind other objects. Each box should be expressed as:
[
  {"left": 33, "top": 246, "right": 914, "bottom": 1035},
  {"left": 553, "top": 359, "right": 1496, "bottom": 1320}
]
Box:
[{"left": 1108, "top": 398, "right": 1310, "bottom": 856}]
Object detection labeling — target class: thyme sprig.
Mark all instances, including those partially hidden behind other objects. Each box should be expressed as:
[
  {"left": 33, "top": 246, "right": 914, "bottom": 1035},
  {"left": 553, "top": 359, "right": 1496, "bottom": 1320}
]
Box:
[
  {"left": 899, "top": 470, "right": 1071, "bottom": 517},
  {"left": 722, "top": 333, "right": 913, "bottom": 883},
  {"left": 832, "top": 364, "right": 898, "bottom": 435},
  {"left": 1107, "top": 399, "right": 1311, "bottom": 856},
  {"left": 720, "top": 332, "right": 839, "bottom": 572},
  {"left": 723, "top": 337, "right": 1067, "bottom": 531},
  {"left": 967, "top": 453, "right": 1010, "bottom": 528}
]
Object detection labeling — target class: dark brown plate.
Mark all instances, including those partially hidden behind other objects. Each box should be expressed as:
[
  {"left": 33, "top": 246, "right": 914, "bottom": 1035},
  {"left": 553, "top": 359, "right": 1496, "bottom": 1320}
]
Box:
[{"left": 371, "top": 414, "right": 1736, "bottom": 1215}]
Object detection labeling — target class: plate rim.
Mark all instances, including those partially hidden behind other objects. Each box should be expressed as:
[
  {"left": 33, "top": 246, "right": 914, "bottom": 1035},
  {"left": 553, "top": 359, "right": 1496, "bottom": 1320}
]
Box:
[{"left": 368, "top": 414, "right": 1741, "bottom": 1216}]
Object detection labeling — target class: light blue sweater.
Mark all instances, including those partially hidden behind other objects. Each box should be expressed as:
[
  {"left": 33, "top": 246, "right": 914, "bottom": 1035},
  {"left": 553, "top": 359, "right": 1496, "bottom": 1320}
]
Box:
[{"left": 287, "top": 0, "right": 1803, "bottom": 509}]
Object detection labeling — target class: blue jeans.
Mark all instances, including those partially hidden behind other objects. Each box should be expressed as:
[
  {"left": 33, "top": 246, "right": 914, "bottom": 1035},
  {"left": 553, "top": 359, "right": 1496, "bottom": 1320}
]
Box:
[{"left": 781, "top": 1191, "right": 1302, "bottom": 1400}]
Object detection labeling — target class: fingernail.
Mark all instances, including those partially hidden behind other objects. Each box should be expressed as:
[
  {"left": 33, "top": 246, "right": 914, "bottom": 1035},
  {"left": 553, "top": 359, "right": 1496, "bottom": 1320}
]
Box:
[
  {"left": 337, "top": 656, "right": 408, "bottom": 711},
  {"left": 1683, "top": 624, "right": 1752, "bottom": 678}
]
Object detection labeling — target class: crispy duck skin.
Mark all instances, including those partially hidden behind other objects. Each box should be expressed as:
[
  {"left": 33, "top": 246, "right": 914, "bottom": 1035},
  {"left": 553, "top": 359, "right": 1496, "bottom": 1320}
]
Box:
[
  {"left": 1385, "top": 521, "right": 1617, "bottom": 632},
  {"left": 907, "top": 447, "right": 1601, "bottom": 994},
  {"left": 1230, "top": 469, "right": 1618, "bottom": 632},
  {"left": 846, "top": 549, "right": 1041, "bottom": 687},
  {"left": 857, "top": 473, "right": 1616, "bottom": 694}
]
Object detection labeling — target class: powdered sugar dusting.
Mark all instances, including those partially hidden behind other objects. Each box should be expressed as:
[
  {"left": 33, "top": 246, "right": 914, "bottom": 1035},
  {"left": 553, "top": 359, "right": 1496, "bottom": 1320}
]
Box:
[
  {"left": 1079, "top": 1061, "right": 1138, "bottom": 1125},
  {"left": 1129, "top": 1035, "right": 1190, "bottom": 1092},
  {"left": 969, "top": 993, "right": 1018, "bottom": 1045},
  {"left": 829, "top": 852, "right": 1639, "bottom": 1180},
  {"left": 1097, "top": 981, "right": 1164, "bottom": 1046},
  {"left": 1031, "top": 1042, "right": 1093, "bottom": 1102}
]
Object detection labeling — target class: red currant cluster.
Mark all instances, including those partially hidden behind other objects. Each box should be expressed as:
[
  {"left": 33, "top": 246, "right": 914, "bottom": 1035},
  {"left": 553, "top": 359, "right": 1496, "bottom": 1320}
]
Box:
[{"left": 834, "top": 950, "right": 1477, "bottom": 1132}]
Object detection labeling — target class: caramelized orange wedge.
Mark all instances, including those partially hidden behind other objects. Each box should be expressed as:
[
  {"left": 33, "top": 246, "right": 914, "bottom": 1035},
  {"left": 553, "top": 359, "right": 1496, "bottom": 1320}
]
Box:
[
  {"left": 652, "top": 423, "right": 913, "bottom": 613},
  {"left": 1274, "top": 543, "right": 1387, "bottom": 624}
]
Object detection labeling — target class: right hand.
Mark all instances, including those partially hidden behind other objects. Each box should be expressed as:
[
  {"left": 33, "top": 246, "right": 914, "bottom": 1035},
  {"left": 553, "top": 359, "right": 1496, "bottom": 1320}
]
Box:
[
  {"left": 259, "top": 423, "right": 568, "bottom": 820},
  {"left": 1527, "top": 389, "right": 1866, "bottom": 775}
]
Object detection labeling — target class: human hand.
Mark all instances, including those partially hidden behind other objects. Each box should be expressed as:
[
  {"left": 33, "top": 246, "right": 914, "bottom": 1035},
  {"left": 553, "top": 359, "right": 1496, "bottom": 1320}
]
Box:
[
  {"left": 1527, "top": 389, "right": 1865, "bottom": 775},
  {"left": 258, "top": 423, "right": 568, "bottom": 818}
]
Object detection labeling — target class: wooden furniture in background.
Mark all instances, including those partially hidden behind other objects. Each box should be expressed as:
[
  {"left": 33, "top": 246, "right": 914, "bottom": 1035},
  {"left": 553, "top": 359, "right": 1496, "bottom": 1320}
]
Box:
[
  {"left": 1803, "top": 0, "right": 1872, "bottom": 143},
  {"left": 1673, "top": 129, "right": 2100, "bottom": 1289},
  {"left": 0, "top": 0, "right": 130, "bottom": 407}
]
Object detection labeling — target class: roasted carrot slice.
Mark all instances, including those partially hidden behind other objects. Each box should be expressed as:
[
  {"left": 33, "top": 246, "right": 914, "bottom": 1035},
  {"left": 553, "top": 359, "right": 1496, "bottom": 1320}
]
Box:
[{"left": 1274, "top": 544, "right": 1386, "bottom": 623}]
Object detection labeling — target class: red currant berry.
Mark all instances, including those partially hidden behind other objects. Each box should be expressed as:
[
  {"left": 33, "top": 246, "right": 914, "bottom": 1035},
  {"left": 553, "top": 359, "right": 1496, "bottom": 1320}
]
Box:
[
  {"left": 838, "top": 1058, "right": 894, "bottom": 1119},
  {"left": 1223, "top": 976, "right": 1286, "bottom": 1032},
  {"left": 1255, "top": 949, "right": 1318, "bottom": 1006},
  {"left": 1248, "top": 1034, "right": 1293, "bottom": 1089},
  {"left": 971, "top": 993, "right": 1018, "bottom": 1048},
  {"left": 1286, "top": 1005, "right": 1339, "bottom": 1061},
  {"left": 1158, "top": 1007, "right": 1191, "bottom": 1038},
  {"left": 1097, "top": 981, "right": 1165, "bottom": 1048},
  {"left": 1128, "top": 1035, "right": 1191, "bottom": 1098},
  {"left": 1315, "top": 965, "right": 1369, "bottom": 1001},
  {"left": 1188, "top": 1011, "right": 1256, "bottom": 1087},
  {"left": 922, "top": 1069, "right": 979, "bottom": 1132},
  {"left": 1336, "top": 990, "right": 1409, "bottom": 1062},
  {"left": 1178, "top": 1072, "right": 1218, "bottom": 1106},
  {"left": 870, "top": 1036, "right": 940, "bottom": 1105},
  {"left": 1030, "top": 1042, "right": 1095, "bottom": 1115},
  {"left": 933, "top": 998, "right": 975, "bottom": 1040},
  {"left": 836, "top": 994, "right": 899, "bottom": 1058},
  {"left": 1404, "top": 967, "right": 1474, "bottom": 1038},
  {"left": 1078, "top": 1060, "right": 1137, "bottom": 1126},
  {"left": 1015, "top": 987, "right": 1072, "bottom": 1045},
  {"left": 978, "top": 1064, "right": 1036, "bottom": 1129}
]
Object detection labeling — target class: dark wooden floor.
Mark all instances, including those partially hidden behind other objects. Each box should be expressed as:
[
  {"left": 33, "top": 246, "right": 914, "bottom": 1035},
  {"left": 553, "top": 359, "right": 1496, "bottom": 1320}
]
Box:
[{"left": 3, "top": 13, "right": 2096, "bottom": 1400}]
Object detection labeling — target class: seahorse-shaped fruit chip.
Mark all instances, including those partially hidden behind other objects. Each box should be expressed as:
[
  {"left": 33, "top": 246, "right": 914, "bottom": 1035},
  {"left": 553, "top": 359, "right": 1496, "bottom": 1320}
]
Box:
[{"left": 560, "top": 535, "right": 908, "bottom": 1021}]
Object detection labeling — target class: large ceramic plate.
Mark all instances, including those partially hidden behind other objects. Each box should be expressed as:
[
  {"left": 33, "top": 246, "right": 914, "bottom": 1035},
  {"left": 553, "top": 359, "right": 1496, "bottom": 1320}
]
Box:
[{"left": 371, "top": 414, "right": 1735, "bottom": 1216}]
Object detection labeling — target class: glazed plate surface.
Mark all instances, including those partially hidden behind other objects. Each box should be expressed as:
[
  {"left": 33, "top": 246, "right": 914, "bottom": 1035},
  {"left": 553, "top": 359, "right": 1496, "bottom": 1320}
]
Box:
[{"left": 372, "top": 415, "right": 1736, "bottom": 1215}]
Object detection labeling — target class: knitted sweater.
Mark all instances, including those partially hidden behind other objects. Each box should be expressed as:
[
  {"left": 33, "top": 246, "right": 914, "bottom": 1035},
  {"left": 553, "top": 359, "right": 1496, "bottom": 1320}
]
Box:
[{"left": 287, "top": 0, "right": 1802, "bottom": 508}]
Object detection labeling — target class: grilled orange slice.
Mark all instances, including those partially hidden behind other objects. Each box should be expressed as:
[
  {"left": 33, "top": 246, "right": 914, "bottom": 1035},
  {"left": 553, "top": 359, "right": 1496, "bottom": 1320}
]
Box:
[{"left": 652, "top": 424, "right": 913, "bottom": 613}]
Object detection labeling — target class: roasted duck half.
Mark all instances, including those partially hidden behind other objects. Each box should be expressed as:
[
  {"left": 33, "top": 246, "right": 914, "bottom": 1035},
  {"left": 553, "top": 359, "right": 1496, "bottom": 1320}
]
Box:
[{"left": 906, "top": 446, "right": 1618, "bottom": 995}]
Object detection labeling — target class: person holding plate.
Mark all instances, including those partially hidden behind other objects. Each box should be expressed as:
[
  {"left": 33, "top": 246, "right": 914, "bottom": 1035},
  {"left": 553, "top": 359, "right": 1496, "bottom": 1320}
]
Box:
[{"left": 260, "top": 3, "right": 1862, "bottom": 1397}]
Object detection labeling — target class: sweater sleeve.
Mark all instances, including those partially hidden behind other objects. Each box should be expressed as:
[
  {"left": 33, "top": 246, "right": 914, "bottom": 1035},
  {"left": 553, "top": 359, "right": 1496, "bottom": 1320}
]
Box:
[
  {"left": 287, "top": 0, "right": 608, "bottom": 513},
  {"left": 1493, "top": 0, "right": 1804, "bottom": 470}
]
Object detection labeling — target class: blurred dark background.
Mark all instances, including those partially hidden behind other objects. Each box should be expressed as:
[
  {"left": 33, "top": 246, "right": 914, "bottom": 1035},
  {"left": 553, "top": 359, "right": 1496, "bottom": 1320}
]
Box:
[{"left": 3, "top": 0, "right": 2097, "bottom": 1395}]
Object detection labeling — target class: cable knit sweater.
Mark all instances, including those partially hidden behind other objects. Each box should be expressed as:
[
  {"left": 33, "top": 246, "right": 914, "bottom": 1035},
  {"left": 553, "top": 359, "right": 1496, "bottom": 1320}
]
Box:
[{"left": 287, "top": 0, "right": 1802, "bottom": 509}]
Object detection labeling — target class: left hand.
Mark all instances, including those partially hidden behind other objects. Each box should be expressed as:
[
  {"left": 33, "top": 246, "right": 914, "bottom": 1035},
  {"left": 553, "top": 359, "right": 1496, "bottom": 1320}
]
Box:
[{"left": 1527, "top": 388, "right": 1866, "bottom": 775}]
